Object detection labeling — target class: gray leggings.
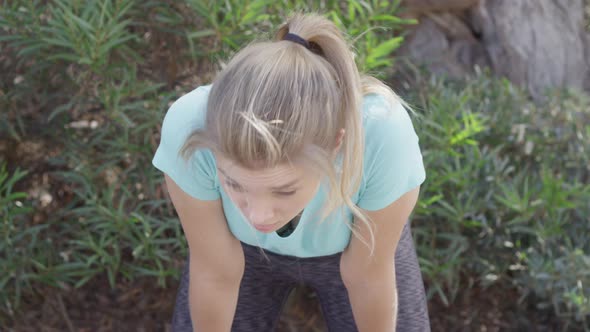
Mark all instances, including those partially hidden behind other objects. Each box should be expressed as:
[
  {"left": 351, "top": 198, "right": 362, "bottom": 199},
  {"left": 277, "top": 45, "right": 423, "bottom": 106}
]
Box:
[{"left": 172, "top": 222, "right": 430, "bottom": 331}]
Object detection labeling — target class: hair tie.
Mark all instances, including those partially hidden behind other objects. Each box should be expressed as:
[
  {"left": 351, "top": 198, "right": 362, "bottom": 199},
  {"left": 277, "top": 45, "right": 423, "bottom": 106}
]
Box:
[{"left": 283, "top": 32, "right": 311, "bottom": 49}]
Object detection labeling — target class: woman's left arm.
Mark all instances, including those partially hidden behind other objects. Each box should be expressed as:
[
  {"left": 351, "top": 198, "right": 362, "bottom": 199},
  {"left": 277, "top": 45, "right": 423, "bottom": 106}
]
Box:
[{"left": 340, "top": 186, "right": 421, "bottom": 332}]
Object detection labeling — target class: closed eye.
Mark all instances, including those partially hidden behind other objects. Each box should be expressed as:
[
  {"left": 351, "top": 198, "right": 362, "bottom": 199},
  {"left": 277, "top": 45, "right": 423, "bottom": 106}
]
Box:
[
  {"left": 274, "top": 190, "right": 296, "bottom": 197},
  {"left": 225, "top": 181, "right": 245, "bottom": 192},
  {"left": 224, "top": 178, "right": 296, "bottom": 196}
]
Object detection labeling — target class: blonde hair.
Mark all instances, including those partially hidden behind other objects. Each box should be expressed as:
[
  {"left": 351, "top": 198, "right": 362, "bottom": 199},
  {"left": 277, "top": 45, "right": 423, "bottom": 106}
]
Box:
[{"left": 181, "top": 13, "right": 403, "bottom": 254}]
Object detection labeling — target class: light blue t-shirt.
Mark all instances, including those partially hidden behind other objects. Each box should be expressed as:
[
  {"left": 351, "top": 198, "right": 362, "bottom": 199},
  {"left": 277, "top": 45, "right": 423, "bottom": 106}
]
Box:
[{"left": 152, "top": 85, "right": 425, "bottom": 258}]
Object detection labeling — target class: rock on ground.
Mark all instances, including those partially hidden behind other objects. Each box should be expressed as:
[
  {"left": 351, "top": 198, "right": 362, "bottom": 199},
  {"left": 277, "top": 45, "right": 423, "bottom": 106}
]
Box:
[{"left": 398, "top": 0, "right": 590, "bottom": 100}]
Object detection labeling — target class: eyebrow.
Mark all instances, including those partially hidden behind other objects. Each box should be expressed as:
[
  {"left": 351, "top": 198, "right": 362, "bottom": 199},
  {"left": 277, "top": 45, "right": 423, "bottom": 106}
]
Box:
[{"left": 217, "top": 167, "right": 300, "bottom": 190}]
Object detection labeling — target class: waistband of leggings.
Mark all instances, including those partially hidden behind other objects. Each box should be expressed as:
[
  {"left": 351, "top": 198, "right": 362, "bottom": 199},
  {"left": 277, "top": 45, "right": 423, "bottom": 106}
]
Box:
[{"left": 240, "top": 241, "right": 343, "bottom": 263}]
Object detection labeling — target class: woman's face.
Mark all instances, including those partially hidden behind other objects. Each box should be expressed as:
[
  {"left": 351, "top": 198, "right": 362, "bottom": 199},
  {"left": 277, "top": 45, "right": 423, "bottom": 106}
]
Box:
[{"left": 216, "top": 155, "right": 322, "bottom": 233}]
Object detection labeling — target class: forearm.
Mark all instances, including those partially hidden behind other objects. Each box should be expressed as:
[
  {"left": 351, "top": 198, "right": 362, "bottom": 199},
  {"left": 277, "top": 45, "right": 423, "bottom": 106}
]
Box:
[
  {"left": 189, "top": 263, "right": 242, "bottom": 331},
  {"left": 345, "top": 271, "right": 398, "bottom": 332}
]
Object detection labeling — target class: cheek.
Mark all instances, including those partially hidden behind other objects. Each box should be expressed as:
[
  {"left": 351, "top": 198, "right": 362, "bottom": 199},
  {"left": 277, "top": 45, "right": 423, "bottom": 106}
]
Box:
[
  {"left": 220, "top": 183, "right": 247, "bottom": 207},
  {"left": 233, "top": 194, "right": 250, "bottom": 210},
  {"left": 276, "top": 199, "right": 300, "bottom": 214},
  {"left": 292, "top": 194, "right": 312, "bottom": 209},
  {"left": 281, "top": 190, "right": 316, "bottom": 214}
]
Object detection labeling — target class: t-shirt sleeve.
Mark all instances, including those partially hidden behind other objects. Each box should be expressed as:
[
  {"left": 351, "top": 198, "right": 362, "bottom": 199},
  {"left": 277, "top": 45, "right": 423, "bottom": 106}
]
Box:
[
  {"left": 151, "top": 86, "right": 220, "bottom": 201},
  {"left": 356, "top": 95, "right": 426, "bottom": 211}
]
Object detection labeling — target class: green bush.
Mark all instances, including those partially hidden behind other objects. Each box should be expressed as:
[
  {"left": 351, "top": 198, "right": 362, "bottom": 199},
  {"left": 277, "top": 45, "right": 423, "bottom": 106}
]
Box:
[
  {"left": 0, "top": 162, "right": 34, "bottom": 316},
  {"left": 409, "top": 71, "right": 590, "bottom": 329}
]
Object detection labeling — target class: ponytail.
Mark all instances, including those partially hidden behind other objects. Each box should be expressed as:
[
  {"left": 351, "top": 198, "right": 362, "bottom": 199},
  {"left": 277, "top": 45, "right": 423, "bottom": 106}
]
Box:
[{"left": 275, "top": 13, "right": 375, "bottom": 254}]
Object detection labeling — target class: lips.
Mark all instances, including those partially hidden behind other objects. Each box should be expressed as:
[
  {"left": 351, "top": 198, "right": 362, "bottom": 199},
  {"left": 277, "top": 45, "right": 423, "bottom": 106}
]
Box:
[{"left": 253, "top": 222, "right": 280, "bottom": 232}]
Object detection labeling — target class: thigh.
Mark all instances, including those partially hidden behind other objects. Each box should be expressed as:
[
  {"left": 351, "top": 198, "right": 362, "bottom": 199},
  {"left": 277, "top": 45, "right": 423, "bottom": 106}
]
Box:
[
  {"left": 171, "top": 245, "right": 295, "bottom": 332},
  {"left": 301, "top": 252, "right": 358, "bottom": 332},
  {"left": 231, "top": 243, "right": 295, "bottom": 332},
  {"left": 305, "top": 222, "right": 431, "bottom": 332},
  {"left": 171, "top": 253, "right": 193, "bottom": 332},
  {"left": 395, "top": 222, "right": 431, "bottom": 332}
]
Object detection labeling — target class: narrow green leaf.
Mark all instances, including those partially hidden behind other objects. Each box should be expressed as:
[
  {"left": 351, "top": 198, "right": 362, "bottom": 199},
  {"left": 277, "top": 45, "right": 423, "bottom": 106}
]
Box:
[
  {"left": 187, "top": 29, "right": 217, "bottom": 39},
  {"left": 367, "top": 36, "right": 403, "bottom": 62}
]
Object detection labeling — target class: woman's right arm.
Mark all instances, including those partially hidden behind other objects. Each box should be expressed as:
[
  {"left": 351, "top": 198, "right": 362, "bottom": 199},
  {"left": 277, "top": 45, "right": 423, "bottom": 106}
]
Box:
[{"left": 164, "top": 174, "right": 245, "bottom": 331}]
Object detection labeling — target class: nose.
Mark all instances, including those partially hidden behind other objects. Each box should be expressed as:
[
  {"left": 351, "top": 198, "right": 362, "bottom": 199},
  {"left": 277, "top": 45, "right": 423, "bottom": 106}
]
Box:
[{"left": 244, "top": 200, "right": 275, "bottom": 226}]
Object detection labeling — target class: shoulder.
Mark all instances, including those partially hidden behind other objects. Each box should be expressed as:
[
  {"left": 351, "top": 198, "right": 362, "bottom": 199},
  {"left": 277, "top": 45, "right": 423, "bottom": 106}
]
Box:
[
  {"left": 356, "top": 93, "right": 425, "bottom": 211},
  {"left": 162, "top": 84, "right": 212, "bottom": 132},
  {"left": 152, "top": 84, "right": 220, "bottom": 200},
  {"left": 361, "top": 93, "right": 419, "bottom": 153}
]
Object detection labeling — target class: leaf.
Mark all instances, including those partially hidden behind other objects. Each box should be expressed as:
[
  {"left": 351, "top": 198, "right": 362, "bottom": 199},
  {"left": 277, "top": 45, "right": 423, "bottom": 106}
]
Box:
[
  {"left": 41, "top": 37, "right": 75, "bottom": 49},
  {"left": 187, "top": 29, "right": 217, "bottom": 39},
  {"left": 240, "top": 0, "right": 271, "bottom": 25},
  {"left": 366, "top": 36, "right": 403, "bottom": 63},
  {"left": 371, "top": 15, "right": 417, "bottom": 25},
  {"left": 98, "top": 34, "right": 137, "bottom": 58}
]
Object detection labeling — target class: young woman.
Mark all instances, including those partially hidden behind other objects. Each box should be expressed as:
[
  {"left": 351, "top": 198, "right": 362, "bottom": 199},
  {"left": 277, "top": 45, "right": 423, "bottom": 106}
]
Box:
[{"left": 153, "top": 13, "right": 430, "bottom": 332}]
